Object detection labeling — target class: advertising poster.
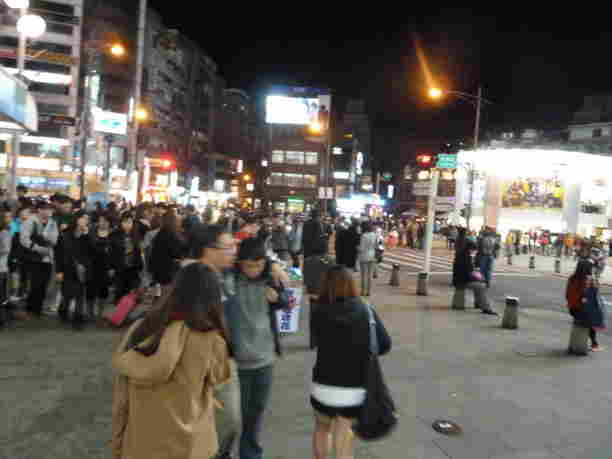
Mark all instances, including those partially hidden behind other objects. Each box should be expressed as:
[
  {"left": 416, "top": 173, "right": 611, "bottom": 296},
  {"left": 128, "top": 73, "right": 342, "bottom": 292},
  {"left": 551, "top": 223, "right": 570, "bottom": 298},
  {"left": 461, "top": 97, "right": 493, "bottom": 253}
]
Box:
[
  {"left": 276, "top": 287, "right": 303, "bottom": 333},
  {"left": 501, "top": 174, "right": 564, "bottom": 211},
  {"left": 580, "top": 177, "right": 608, "bottom": 214}
]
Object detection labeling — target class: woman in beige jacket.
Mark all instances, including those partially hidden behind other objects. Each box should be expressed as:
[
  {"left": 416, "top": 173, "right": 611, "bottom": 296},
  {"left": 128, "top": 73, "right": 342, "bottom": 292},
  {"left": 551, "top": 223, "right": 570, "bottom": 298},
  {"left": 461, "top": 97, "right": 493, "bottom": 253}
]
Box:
[{"left": 112, "top": 262, "right": 232, "bottom": 459}]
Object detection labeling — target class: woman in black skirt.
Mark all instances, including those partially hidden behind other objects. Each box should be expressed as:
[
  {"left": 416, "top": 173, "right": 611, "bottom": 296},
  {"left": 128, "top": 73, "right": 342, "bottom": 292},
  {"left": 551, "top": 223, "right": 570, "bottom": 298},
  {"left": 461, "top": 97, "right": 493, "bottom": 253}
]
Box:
[
  {"left": 310, "top": 265, "right": 391, "bottom": 459},
  {"left": 86, "top": 212, "right": 114, "bottom": 319}
]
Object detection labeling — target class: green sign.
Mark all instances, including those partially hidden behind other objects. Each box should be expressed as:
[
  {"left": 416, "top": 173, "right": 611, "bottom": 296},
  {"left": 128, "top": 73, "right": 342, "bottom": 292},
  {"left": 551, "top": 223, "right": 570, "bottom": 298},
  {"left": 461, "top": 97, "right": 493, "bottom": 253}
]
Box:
[{"left": 436, "top": 154, "right": 457, "bottom": 169}]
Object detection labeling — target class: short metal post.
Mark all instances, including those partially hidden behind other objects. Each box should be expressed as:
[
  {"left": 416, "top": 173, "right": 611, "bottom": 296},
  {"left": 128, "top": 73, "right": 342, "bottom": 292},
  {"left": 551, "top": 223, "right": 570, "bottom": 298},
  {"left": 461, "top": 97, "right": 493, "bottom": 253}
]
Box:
[
  {"left": 416, "top": 272, "right": 428, "bottom": 296},
  {"left": 555, "top": 259, "right": 561, "bottom": 274},
  {"left": 507, "top": 254, "right": 513, "bottom": 265},
  {"left": 389, "top": 264, "right": 400, "bottom": 287},
  {"left": 529, "top": 256, "right": 535, "bottom": 270},
  {"left": 502, "top": 296, "right": 519, "bottom": 330}
]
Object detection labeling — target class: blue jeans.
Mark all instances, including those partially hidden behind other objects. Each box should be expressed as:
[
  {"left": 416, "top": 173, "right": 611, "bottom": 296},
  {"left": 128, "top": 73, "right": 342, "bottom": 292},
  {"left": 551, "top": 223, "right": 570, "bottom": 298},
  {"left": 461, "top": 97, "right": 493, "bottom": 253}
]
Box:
[
  {"left": 479, "top": 255, "right": 494, "bottom": 286},
  {"left": 238, "top": 365, "right": 274, "bottom": 459}
]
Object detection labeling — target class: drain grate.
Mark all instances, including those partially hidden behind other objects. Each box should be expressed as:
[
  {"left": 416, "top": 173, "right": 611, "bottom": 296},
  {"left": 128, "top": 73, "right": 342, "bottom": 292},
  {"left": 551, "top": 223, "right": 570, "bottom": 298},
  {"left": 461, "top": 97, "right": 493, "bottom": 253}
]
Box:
[{"left": 432, "top": 420, "right": 462, "bottom": 435}]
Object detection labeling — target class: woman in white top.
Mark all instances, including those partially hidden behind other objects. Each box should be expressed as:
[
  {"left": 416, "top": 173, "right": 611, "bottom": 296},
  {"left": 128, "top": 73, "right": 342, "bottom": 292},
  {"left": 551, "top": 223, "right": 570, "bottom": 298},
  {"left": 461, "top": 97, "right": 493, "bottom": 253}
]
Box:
[{"left": 358, "top": 221, "right": 377, "bottom": 297}]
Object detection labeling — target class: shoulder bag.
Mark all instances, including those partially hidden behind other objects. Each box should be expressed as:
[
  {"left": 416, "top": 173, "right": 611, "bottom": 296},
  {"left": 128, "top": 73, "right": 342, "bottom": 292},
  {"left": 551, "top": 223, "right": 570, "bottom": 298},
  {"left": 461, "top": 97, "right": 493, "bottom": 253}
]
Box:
[{"left": 353, "top": 305, "right": 398, "bottom": 441}]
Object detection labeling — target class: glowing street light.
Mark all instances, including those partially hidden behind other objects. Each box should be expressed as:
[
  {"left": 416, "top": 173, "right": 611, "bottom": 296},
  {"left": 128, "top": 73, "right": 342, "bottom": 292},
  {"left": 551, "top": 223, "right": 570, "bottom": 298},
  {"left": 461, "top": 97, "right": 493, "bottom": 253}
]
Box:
[
  {"left": 110, "top": 43, "right": 126, "bottom": 57},
  {"left": 428, "top": 87, "right": 443, "bottom": 99},
  {"left": 17, "top": 13, "right": 46, "bottom": 38},
  {"left": 243, "top": 174, "right": 252, "bottom": 182},
  {"left": 134, "top": 107, "right": 148, "bottom": 122},
  {"left": 309, "top": 120, "right": 323, "bottom": 134},
  {"left": 4, "top": 0, "right": 29, "bottom": 8}
]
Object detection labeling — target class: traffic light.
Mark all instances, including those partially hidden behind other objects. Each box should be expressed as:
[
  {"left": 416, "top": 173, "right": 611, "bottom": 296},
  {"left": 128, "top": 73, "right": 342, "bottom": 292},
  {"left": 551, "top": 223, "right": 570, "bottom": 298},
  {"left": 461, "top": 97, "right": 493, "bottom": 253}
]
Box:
[
  {"left": 161, "top": 158, "right": 175, "bottom": 170},
  {"left": 416, "top": 154, "right": 436, "bottom": 169}
]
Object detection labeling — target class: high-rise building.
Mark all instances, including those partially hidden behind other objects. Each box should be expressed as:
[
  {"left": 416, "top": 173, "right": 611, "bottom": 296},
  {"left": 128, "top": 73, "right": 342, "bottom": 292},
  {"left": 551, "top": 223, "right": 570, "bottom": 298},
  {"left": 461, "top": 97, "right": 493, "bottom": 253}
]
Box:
[{"left": 0, "top": 0, "right": 83, "bottom": 195}]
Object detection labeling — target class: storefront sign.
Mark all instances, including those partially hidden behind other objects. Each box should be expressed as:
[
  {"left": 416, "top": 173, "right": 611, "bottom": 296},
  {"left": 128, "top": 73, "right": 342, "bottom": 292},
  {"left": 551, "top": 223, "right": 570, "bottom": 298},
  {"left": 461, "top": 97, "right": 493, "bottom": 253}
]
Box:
[
  {"left": 0, "top": 154, "right": 60, "bottom": 171},
  {"left": 276, "top": 287, "right": 303, "bottom": 333},
  {"left": 0, "top": 47, "right": 76, "bottom": 66},
  {"left": 39, "top": 113, "right": 76, "bottom": 126},
  {"left": 0, "top": 66, "right": 37, "bottom": 132},
  {"left": 93, "top": 110, "right": 128, "bottom": 135},
  {"left": 413, "top": 181, "right": 432, "bottom": 196}
]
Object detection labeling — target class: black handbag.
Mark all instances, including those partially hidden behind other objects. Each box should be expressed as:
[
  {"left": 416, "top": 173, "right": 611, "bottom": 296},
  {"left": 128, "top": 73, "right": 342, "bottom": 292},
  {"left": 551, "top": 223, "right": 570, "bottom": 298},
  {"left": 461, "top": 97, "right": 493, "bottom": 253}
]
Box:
[{"left": 353, "top": 305, "right": 398, "bottom": 441}]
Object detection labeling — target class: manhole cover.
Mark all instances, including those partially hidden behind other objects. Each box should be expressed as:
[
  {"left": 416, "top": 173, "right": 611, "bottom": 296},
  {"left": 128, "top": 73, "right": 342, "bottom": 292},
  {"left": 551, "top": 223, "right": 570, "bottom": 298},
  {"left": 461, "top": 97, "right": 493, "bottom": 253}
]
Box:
[{"left": 432, "top": 420, "right": 462, "bottom": 435}]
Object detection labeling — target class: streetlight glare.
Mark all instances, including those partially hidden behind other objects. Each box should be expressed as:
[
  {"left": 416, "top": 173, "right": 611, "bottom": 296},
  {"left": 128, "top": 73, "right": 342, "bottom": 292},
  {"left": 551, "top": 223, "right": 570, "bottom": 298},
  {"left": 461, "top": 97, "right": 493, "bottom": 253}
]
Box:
[
  {"left": 135, "top": 107, "right": 148, "bottom": 121},
  {"left": 309, "top": 121, "right": 322, "bottom": 134},
  {"left": 4, "top": 0, "right": 29, "bottom": 8},
  {"left": 110, "top": 43, "right": 126, "bottom": 57},
  {"left": 17, "top": 14, "right": 46, "bottom": 38},
  {"left": 243, "top": 174, "right": 251, "bottom": 182},
  {"left": 429, "top": 88, "right": 443, "bottom": 99}
]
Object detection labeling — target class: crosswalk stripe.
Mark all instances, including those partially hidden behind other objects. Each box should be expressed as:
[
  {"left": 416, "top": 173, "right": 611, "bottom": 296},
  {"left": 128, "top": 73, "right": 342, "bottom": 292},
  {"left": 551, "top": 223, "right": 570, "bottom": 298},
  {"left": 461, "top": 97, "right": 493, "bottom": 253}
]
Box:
[
  {"left": 392, "top": 247, "right": 455, "bottom": 264},
  {"left": 384, "top": 252, "right": 452, "bottom": 270}
]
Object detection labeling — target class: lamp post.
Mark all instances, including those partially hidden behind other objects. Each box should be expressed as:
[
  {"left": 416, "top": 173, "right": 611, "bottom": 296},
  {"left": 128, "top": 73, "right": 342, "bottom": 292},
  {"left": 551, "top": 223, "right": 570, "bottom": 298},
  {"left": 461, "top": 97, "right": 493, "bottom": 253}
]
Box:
[
  {"left": 3, "top": 0, "right": 46, "bottom": 200},
  {"left": 428, "top": 86, "right": 491, "bottom": 229},
  {"left": 77, "top": 40, "right": 125, "bottom": 200}
]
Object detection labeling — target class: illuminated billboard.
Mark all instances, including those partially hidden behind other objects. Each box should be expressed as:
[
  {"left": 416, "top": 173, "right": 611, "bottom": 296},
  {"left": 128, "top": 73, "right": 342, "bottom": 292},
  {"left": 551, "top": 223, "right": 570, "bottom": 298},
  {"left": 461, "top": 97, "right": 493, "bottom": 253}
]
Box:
[
  {"left": 265, "top": 85, "right": 331, "bottom": 125},
  {"left": 266, "top": 95, "right": 320, "bottom": 125},
  {"left": 93, "top": 110, "right": 127, "bottom": 135}
]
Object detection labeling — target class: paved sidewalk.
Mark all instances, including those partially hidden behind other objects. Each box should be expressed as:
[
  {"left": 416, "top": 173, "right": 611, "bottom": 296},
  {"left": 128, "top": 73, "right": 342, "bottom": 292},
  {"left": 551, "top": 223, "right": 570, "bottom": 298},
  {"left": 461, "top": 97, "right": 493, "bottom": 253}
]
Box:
[{"left": 2, "top": 275, "right": 612, "bottom": 458}]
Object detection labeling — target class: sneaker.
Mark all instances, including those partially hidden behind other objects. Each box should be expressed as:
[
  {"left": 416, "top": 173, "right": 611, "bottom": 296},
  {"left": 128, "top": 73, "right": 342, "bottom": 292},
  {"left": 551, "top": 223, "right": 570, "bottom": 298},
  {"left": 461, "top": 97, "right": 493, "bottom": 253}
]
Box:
[
  {"left": 482, "top": 310, "right": 499, "bottom": 316},
  {"left": 591, "top": 344, "right": 604, "bottom": 352}
]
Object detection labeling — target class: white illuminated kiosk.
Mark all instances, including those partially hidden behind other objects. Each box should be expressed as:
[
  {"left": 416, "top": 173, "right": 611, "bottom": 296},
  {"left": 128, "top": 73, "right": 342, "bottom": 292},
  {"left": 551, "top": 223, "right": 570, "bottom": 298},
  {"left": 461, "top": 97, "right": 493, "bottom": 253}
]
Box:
[{"left": 455, "top": 148, "right": 612, "bottom": 237}]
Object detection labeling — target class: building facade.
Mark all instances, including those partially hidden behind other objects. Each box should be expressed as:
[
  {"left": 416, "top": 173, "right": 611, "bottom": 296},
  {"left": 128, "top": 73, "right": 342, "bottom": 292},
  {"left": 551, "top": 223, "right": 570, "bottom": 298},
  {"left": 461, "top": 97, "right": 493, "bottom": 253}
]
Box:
[{"left": 0, "top": 0, "right": 82, "bottom": 195}]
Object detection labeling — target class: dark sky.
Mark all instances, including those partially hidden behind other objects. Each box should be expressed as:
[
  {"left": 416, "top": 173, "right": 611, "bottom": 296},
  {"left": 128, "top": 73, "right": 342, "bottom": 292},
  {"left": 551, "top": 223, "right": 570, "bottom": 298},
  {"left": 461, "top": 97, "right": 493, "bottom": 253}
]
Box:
[{"left": 147, "top": 6, "right": 611, "bottom": 168}]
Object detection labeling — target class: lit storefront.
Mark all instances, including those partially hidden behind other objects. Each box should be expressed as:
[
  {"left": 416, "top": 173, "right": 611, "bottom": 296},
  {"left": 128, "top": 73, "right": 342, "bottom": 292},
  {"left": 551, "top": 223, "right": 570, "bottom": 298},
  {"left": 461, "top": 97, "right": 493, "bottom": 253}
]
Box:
[
  {"left": 336, "top": 194, "right": 385, "bottom": 219},
  {"left": 456, "top": 148, "right": 612, "bottom": 236},
  {"left": 0, "top": 152, "right": 75, "bottom": 196}
]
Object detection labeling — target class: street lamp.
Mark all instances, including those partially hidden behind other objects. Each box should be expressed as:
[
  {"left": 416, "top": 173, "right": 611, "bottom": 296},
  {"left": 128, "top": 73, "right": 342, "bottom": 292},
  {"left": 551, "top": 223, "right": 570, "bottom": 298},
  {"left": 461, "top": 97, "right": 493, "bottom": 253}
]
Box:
[
  {"left": 110, "top": 43, "right": 126, "bottom": 57},
  {"left": 16, "top": 13, "right": 46, "bottom": 38},
  {"left": 427, "top": 86, "right": 490, "bottom": 150},
  {"left": 134, "top": 107, "right": 148, "bottom": 122},
  {"left": 3, "top": 0, "right": 46, "bottom": 200},
  {"left": 78, "top": 39, "right": 126, "bottom": 199}
]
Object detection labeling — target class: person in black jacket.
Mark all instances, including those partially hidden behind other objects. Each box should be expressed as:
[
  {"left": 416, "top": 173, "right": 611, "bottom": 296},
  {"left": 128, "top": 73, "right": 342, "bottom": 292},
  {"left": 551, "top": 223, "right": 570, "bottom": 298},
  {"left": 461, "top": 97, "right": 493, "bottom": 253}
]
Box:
[
  {"left": 452, "top": 241, "right": 497, "bottom": 315},
  {"left": 86, "top": 212, "right": 114, "bottom": 320},
  {"left": 302, "top": 210, "right": 328, "bottom": 259},
  {"left": 311, "top": 265, "right": 391, "bottom": 459},
  {"left": 150, "top": 209, "right": 187, "bottom": 295},
  {"left": 110, "top": 213, "right": 143, "bottom": 302},
  {"left": 56, "top": 210, "right": 93, "bottom": 329}
]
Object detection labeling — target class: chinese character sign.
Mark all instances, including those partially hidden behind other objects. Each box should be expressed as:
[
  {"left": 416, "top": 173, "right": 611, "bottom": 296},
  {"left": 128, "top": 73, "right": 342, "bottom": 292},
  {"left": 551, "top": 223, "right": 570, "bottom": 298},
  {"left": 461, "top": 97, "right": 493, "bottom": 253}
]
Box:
[{"left": 276, "top": 287, "right": 303, "bottom": 333}]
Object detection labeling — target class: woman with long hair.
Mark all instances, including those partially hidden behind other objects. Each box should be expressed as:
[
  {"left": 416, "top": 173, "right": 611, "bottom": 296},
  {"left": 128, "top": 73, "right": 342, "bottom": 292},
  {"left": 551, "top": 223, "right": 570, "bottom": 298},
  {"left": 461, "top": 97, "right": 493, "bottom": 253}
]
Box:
[
  {"left": 566, "top": 260, "right": 601, "bottom": 351},
  {"left": 86, "top": 212, "right": 114, "bottom": 320},
  {"left": 149, "top": 209, "right": 188, "bottom": 295},
  {"left": 55, "top": 210, "right": 92, "bottom": 329},
  {"left": 111, "top": 263, "right": 232, "bottom": 459},
  {"left": 311, "top": 265, "right": 391, "bottom": 459},
  {"left": 110, "top": 213, "right": 144, "bottom": 302}
]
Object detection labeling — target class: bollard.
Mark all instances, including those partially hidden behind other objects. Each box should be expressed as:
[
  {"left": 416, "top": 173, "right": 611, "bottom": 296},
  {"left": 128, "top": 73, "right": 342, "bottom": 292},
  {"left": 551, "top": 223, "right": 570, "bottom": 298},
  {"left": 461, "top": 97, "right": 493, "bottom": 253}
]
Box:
[
  {"left": 555, "top": 259, "right": 561, "bottom": 274},
  {"left": 507, "top": 254, "right": 513, "bottom": 266},
  {"left": 451, "top": 288, "right": 466, "bottom": 310},
  {"left": 389, "top": 264, "right": 400, "bottom": 287},
  {"left": 416, "top": 272, "right": 428, "bottom": 296},
  {"left": 568, "top": 322, "right": 590, "bottom": 356},
  {"left": 502, "top": 296, "right": 520, "bottom": 329},
  {"left": 529, "top": 256, "right": 535, "bottom": 270}
]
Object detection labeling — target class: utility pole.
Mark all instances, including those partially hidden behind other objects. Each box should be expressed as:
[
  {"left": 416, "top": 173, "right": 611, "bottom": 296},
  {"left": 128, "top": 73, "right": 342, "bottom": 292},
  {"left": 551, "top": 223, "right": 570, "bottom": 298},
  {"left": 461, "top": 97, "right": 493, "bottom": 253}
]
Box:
[
  {"left": 133, "top": 0, "right": 147, "bottom": 204},
  {"left": 473, "top": 85, "right": 482, "bottom": 150},
  {"left": 417, "top": 169, "right": 440, "bottom": 296}
]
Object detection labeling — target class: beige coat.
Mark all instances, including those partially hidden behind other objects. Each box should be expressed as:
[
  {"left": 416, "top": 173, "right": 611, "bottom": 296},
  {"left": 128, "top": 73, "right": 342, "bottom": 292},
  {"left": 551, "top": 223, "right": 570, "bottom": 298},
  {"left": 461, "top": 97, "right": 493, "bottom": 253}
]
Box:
[{"left": 111, "top": 320, "right": 231, "bottom": 459}]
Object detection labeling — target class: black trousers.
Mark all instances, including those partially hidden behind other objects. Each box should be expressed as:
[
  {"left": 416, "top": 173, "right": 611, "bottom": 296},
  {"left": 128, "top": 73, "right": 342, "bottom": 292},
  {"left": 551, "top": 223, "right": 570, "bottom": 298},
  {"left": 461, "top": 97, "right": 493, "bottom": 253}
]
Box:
[
  {"left": 25, "top": 262, "right": 52, "bottom": 315},
  {"left": 115, "top": 267, "right": 141, "bottom": 302}
]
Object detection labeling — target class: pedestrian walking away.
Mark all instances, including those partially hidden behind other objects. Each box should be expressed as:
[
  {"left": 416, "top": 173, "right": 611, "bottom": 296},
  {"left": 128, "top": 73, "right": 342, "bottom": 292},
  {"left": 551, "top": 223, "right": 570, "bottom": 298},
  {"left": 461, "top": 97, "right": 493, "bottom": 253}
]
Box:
[{"left": 311, "top": 265, "right": 391, "bottom": 459}]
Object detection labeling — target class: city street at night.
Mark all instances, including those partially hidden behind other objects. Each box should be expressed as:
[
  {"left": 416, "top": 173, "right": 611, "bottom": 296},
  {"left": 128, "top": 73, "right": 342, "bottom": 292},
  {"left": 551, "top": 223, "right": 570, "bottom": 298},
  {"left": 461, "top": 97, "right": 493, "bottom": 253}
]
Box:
[{"left": 3, "top": 261, "right": 612, "bottom": 459}]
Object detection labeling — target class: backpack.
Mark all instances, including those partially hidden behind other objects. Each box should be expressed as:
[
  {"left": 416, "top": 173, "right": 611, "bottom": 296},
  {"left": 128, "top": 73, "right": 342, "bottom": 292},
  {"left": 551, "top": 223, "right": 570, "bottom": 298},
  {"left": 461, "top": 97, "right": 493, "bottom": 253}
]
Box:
[{"left": 480, "top": 235, "right": 496, "bottom": 256}]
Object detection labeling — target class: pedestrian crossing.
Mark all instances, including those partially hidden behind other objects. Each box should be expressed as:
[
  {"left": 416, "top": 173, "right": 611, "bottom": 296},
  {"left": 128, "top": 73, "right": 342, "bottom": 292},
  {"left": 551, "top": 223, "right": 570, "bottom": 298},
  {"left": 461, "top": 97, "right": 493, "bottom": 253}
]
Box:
[{"left": 378, "top": 247, "right": 540, "bottom": 277}]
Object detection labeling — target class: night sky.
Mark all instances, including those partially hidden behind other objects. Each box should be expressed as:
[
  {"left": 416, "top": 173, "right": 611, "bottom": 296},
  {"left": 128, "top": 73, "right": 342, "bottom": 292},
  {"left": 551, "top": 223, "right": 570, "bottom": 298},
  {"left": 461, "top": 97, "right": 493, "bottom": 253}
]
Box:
[{"left": 148, "top": 6, "right": 611, "bottom": 169}]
